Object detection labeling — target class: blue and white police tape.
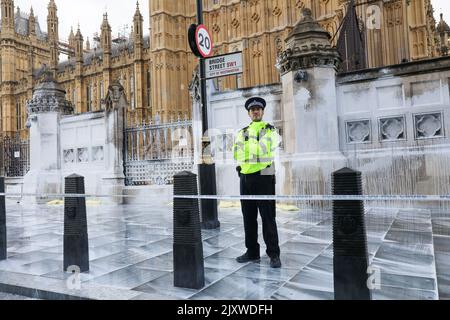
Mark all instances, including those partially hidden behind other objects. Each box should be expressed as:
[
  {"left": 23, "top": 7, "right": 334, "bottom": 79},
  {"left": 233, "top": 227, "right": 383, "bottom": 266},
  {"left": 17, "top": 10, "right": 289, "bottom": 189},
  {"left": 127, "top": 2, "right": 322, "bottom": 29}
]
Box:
[{"left": 1, "top": 192, "right": 450, "bottom": 202}]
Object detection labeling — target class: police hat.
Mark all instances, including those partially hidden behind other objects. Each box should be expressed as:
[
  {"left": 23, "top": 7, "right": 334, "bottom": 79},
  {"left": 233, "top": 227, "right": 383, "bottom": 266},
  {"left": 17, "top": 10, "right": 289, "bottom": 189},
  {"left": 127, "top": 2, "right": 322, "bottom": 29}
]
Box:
[{"left": 245, "top": 97, "right": 266, "bottom": 111}]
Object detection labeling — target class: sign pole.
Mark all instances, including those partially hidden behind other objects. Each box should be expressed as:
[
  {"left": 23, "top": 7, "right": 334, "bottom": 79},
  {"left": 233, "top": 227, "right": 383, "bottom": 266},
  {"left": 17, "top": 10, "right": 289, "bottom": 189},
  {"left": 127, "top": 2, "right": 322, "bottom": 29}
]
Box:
[
  {"left": 196, "top": 1, "right": 208, "bottom": 134},
  {"left": 196, "top": 0, "right": 220, "bottom": 230}
]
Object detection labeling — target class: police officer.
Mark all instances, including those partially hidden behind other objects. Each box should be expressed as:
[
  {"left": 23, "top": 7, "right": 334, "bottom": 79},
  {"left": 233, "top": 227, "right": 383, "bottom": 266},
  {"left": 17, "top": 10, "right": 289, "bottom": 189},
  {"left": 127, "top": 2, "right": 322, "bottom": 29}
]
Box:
[{"left": 233, "top": 97, "right": 281, "bottom": 268}]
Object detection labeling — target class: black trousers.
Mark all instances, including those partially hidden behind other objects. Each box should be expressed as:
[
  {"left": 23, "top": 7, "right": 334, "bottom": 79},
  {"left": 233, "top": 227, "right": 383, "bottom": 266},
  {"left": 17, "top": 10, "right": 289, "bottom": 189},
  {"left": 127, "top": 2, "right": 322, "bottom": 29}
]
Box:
[{"left": 240, "top": 174, "right": 280, "bottom": 259}]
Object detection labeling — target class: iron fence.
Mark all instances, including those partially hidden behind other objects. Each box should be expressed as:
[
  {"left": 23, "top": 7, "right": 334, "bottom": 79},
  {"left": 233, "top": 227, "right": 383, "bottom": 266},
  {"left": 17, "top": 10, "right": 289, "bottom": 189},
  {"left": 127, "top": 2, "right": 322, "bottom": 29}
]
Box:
[
  {"left": 0, "top": 134, "right": 30, "bottom": 177},
  {"left": 124, "top": 117, "right": 194, "bottom": 186}
]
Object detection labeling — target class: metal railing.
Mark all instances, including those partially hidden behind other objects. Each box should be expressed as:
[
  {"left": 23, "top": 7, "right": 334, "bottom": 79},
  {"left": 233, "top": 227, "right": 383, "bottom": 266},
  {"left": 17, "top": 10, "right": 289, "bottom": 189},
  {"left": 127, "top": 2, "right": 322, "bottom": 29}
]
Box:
[
  {"left": 0, "top": 134, "right": 30, "bottom": 178},
  {"left": 124, "top": 116, "right": 194, "bottom": 186}
]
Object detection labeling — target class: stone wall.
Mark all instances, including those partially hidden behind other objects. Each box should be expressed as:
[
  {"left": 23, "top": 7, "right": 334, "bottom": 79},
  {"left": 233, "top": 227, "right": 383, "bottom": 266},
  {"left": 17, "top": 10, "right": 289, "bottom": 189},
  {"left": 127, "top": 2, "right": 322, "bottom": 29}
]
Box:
[
  {"left": 23, "top": 78, "right": 126, "bottom": 205},
  {"left": 60, "top": 111, "right": 107, "bottom": 195},
  {"left": 205, "top": 57, "right": 450, "bottom": 207},
  {"left": 337, "top": 57, "right": 450, "bottom": 151}
]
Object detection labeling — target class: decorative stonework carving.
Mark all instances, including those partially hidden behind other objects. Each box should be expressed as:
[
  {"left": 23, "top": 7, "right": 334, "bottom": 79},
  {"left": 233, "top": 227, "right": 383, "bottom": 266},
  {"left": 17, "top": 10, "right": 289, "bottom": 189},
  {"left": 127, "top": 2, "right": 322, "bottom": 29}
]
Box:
[
  {"left": 231, "top": 18, "right": 240, "bottom": 29},
  {"left": 275, "top": 37, "right": 283, "bottom": 55},
  {"left": 92, "top": 146, "right": 104, "bottom": 161},
  {"left": 104, "top": 80, "right": 127, "bottom": 111},
  {"left": 26, "top": 70, "right": 73, "bottom": 115},
  {"left": 385, "top": 1, "right": 403, "bottom": 27},
  {"left": 379, "top": 116, "right": 406, "bottom": 141},
  {"left": 346, "top": 120, "right": 371, "bottom": 143},
  {"left": 295, "top": 0, "right": 305, "bottom": 9},
  {"left": 272, "top": 7, "right": 282, "bottom": 17},
  {"left": 414, "top": 112, "right": 445, "bottom": 139},
  {"left": 212, "top": 24, "right": 221, "bottom": 33},
  {"left": 251, "top": 12, "right": 260, "bottom": 23},
  {"left": 77, "top": 148, "right": 89, "bottom": 163},
  {"left": 253, "top": 49, "right": 263, "bottom": 57},
  {"left": 277, "top": 8, "right": 341, "bottom": 74},
  {"left": 64, "top": 149, "right": 75, "bottom": 164},
  {"left": 231, "top": 18, "right": 241, "bottom": 29},
  {"left": 188, "top": 65, "right": 201, "bottom": 102}
]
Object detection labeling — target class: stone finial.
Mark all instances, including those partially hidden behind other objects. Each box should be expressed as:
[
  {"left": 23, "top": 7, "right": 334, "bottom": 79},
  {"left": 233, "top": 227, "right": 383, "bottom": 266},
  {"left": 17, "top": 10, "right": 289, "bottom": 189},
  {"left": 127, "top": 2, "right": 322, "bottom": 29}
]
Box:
[
  {"left": 40, "top": 68, "right": 56, "bottom": 83},
  {"left": 103, "top": 80, "right": 127, "bottom": 111},
  {"left": 102, "top": 12, "right": 110, "bottom": 27},
  {"left": 109, "top": 80, "right": 125, "bottom": 100},
  {"left": 75, "top": 25, "right": 83, "bottom": 39},
  {"left": 27, "top": 67, "right": 73, "bottom": 116},
  {"left": 135, "top": 1, "right": 141, "bottom": 15},
  {"left": 301, "top": 7, "right": 313, "bottom": 21},
  {"left": 48, "top": 0, "right": 57, "bottom": 9},
  {"left": 437, "top": 13, "right": 450, "bottom": 33},
  {"left": 276, "top": 7, "right": 341, "bottom": 74}
]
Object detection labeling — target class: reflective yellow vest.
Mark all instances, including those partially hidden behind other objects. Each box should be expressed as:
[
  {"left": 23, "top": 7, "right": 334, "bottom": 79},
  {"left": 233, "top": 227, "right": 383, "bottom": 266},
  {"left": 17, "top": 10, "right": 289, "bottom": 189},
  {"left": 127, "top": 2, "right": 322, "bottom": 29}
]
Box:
[{"left": 233, "top": 121, "right": 278, "bottom": 175}]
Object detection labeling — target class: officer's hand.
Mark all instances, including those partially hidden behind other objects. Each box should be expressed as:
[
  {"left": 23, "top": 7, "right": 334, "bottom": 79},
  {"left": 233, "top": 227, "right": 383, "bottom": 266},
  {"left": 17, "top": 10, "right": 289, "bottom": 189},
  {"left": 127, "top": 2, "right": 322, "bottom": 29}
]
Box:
[{"left": 236, "top": 166, "right": 241, "bottom": 177}]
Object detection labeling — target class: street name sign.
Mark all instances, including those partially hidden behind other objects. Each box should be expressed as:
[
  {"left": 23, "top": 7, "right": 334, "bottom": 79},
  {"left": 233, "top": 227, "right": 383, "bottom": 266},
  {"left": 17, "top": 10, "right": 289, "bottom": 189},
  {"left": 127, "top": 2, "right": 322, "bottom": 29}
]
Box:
[{"left": 205, "top": 52, "right": 243, "bottom": 79}]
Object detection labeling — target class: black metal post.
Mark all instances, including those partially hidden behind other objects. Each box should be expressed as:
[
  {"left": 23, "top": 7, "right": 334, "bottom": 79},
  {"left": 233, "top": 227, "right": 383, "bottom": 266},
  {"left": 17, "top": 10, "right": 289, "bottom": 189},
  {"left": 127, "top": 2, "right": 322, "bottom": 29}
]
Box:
[
  {"left": 64, "top": 174, "right": 89, "bottom": 273},
  {"left": 332, "top": 167, "right": 371, "bottom": 300},
  {"left": 196, "top": 0, "right": 208, "bottom": 134},
  {"left": 173, "top": 171, "right": 205, "bottom": 289},
  {"left": 196, "top": 0, "right": 220, "bottom": 230},
  {"left": 0, "top": 177, "right": 6, "bottom": 260}
]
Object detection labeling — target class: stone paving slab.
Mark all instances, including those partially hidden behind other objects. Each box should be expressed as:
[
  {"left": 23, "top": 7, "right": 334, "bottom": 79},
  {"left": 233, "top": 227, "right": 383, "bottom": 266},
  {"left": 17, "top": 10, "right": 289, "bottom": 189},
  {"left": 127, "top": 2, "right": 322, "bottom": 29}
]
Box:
[
  {"left": 0, "top": 269, "right": 174, "bottom": 300},
  {"left": 0, "top": 292, "right": 38, "bottom": 300}
]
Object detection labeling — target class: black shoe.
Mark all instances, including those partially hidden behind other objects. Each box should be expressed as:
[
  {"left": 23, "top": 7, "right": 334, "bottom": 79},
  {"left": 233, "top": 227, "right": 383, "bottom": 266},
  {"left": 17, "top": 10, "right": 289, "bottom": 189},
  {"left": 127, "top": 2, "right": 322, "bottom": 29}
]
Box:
[
  {"left": 236, "top": 253, "right": 260, "bottom": 263},
  {"left": 270, "top": 256, "right": 281, "bottom": 268}
]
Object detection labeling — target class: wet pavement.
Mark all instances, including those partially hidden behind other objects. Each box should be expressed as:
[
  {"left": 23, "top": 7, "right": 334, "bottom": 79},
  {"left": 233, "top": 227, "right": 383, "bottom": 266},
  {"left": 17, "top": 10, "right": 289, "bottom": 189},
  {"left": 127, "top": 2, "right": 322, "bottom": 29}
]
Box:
[{"left": 0, "top": 199, "right": 449, "bottom": 300}]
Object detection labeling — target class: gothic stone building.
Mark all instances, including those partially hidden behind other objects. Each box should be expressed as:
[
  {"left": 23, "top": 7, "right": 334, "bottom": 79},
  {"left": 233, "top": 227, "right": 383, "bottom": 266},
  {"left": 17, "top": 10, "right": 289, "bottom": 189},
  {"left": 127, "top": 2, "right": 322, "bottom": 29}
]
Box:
[{"left": 0, "top": 0, "right": 444, "bottom": 138}]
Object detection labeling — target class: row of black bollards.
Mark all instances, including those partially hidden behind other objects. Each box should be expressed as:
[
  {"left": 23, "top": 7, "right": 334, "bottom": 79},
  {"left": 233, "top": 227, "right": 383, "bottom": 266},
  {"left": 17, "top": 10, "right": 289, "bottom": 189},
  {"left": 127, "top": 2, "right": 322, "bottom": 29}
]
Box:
[
  {"left": 172, "top": 168, "right": 372, "bottom": 299},
  {"left": 1, "top": 168, "right": 370, "bottom": 299},
  {"left": 0, "top": 175, "right": 89, "bottom": 272}
]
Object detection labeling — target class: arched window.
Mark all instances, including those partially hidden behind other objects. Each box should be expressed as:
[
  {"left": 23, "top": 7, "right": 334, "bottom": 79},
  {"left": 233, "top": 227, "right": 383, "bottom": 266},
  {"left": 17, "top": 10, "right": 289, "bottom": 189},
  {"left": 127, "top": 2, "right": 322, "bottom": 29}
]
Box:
[
  {"left": 147, "top": 69, "right": 151, "bottom": 108},
  {"left": 100, "top": 81, "right": 104, "bottom": 100},
  {"left": 73, "top": 89, "right": 77, "bottom": 106},
  {"left": 86, "top": 84, "right": 93, "bottom": 112},
  {"left": 130, "top": 73, "right": 135, "bottom": 109},
  {"left": 16, "top": 101, "right": 22, "bottom": 131}
]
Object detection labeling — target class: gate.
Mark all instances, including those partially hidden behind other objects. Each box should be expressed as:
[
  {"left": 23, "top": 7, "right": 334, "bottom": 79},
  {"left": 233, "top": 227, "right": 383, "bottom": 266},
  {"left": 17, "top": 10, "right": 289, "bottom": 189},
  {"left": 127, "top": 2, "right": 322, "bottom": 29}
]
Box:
[
  {"left": 0, "top": 134, "right": 30, "bottom": 177},
  {"left": 124, "top": 117, "right": 194, "bottom": 186}
]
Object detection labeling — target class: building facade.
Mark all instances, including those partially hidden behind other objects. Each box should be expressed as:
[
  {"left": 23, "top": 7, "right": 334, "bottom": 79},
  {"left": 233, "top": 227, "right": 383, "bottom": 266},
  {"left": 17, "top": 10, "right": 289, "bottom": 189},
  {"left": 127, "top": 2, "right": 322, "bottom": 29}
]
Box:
[
  {"left": 0, "top": 0, "right": 444, "bottom": 138},
  {"left": 0, "top": 0, "right": 56, "bottom": 137}
]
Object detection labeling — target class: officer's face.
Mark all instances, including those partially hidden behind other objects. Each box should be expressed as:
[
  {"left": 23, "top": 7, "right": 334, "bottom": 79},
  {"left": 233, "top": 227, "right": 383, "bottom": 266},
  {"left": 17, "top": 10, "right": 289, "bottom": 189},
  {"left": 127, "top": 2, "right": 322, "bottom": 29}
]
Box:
[{"left": 248, "top": 107, "right": 264, "bottom": 122}]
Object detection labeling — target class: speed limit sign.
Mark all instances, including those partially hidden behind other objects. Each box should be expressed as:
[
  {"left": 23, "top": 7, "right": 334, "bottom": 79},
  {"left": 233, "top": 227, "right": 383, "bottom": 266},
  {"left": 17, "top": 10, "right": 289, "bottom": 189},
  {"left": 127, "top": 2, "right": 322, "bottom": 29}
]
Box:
[
  {"left": 188, "top": 24, "right": 214, "bottom": 58},
  {"left": 196, "top": 25, "right": 213, "bottom": 57}
]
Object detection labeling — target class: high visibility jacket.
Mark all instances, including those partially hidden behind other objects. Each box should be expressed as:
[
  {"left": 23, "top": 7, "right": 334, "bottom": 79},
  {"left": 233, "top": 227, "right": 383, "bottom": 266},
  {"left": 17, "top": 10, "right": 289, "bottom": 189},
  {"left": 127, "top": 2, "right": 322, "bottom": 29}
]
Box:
[{"left": 233, "top": 121, "right": 278, "bottom": 175}]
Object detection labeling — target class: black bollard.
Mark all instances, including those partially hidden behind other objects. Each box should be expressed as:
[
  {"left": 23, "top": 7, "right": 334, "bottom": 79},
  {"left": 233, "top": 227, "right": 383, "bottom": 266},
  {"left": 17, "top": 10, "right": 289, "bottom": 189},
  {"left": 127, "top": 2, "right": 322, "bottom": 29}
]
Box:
[
  {"left": 173, "top": 171, "right": 205, "bottom": 289},
  {"left": 64, "top": 174, "right": 89, "bottom": 273},
  {"left": 332, "top": 167, "right": 371, "bottom": 300},
  {"left": 198, "top": 163, "right": 220, "bottom": 230},
  {"left": 0, "top": 177, "right": 6, "bottom": 261}
]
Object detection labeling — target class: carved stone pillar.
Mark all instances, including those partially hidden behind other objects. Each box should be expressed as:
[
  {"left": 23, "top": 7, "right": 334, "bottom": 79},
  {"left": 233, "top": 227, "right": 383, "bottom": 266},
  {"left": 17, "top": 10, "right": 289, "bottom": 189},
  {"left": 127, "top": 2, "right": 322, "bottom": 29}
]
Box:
[
  {"left": 23, "top": 71, "right": 73, "bottom": 205},
  {"left": 188, "top": 65, "right": 203, "bottom": 171},
  {"left": 277, "top": 8, "right": 346, "bottom": 205},
  {"left": 102, "top": 81, "right": 127, "bottom": 204}
]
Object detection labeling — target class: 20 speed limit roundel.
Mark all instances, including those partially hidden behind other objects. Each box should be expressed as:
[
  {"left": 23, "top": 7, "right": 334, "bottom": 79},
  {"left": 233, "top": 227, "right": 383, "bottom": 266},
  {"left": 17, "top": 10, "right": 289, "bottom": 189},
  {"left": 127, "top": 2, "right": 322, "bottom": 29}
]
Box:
[{"left": 195, "top": 24, "right": 213, "bottom": 58}]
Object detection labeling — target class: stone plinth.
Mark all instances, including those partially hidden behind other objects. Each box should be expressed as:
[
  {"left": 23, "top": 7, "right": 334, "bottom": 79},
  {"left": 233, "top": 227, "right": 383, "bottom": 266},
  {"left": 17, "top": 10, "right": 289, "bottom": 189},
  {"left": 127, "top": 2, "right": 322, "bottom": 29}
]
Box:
[{"left": 23, "top": 71, "right": 73, "bottom": 205}]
